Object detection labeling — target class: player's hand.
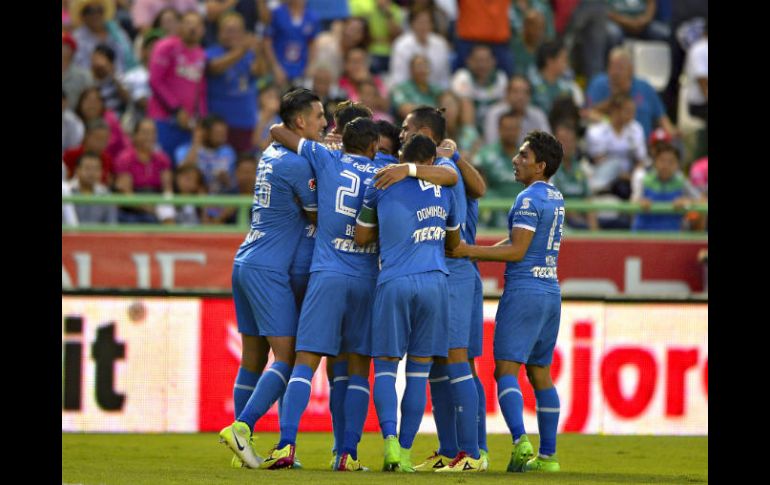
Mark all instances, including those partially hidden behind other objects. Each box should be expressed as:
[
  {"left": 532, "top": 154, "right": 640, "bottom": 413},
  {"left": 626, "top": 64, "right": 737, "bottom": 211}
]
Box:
[
  {"left": 638, "top": 198, "right": 652, "bottom": 212},
  {"left": 437, "top": 138, "right": 457, "bottom": 159},
  {"left": 323, "top": 132, "right": 343, "bottom": 149},
  {"left": 446, "top": 240, "right": 470, "bottom": 259},
  {"left": 373, "top": 163, "right": 408, "bottom": 189}
]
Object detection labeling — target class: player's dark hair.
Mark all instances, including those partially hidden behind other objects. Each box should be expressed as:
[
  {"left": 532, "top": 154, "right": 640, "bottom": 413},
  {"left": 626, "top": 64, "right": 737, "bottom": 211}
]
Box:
[
  {"left": 279, "top": 88, "right": 322, "bottom": 129},
  {"left": 342, "top": 117, "right": 379, "bottom": 155},
  {"left": 536, "top": 39, "right": 565, "bottom": 71},
  {"left": 523, "top": 130, "right": 563, "bottom": 179},
  {"left": 333, "top": 100, "right": 373, "bottom": 133},
  {"left": 401, "top": 134, "right": 436, "bottom": 165},
  {"left": 409, "top": 106, "right": 446, "bottom": 143},
  {"left": 376, "top": 120, "right": 401, "bottom": 155}
]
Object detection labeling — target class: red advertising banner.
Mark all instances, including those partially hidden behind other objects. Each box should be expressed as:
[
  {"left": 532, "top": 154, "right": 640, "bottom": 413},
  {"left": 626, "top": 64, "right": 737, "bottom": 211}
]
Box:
[{"left": 62, "top": 233, "right": 707, "bottom": 295}]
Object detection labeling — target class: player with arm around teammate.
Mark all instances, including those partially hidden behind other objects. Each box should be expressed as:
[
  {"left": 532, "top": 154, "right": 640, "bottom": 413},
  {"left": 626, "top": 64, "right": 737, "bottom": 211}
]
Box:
[{"left": 448, "top": 130, "right": 566, "bottom": 473}]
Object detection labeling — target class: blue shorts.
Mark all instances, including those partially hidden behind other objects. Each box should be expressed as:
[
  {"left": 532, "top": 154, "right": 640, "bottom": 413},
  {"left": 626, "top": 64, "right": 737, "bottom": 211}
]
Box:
[
  {"left": 232, "top": 263, "right": 298, "bottom": 337},
  {"left": 295, "top": 271, "right": 376, "bottom": 357},
  {"left": 493, "top": 288, "right": 561, "bottom": 365},
  {"left": 447, "top": 272, "right": 476, "bottom": 351},
  {"left": 467, "top": 273, "right": 484, "bottom": 359},
  {"left": 289, "top": 272, "right": 310, "bottom": 310},
  {"left": 371, "top": 271, "right": 449, "bottom": 359}
]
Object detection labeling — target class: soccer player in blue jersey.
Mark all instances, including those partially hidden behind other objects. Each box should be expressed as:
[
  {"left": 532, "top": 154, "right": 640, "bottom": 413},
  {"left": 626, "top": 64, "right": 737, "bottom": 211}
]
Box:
[
  {"left": 219, "top": 88, "right": 326, "bottom": 469},
  {"left": 375, "top": 120, "right": 401, "bottom": 163},
  {"left": 376, "top": 106, "right": 491, "bottom": 472},
  {"left": 448, "top": 130, "right": 565, "bottom": 473},
  {"left": 355, "top": 134, "right": 462, "bottom": 473}
]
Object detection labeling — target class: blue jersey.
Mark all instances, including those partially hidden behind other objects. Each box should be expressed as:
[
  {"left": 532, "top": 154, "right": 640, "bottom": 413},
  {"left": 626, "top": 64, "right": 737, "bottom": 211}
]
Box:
[
  {"left": 290, "top": 218, "right": 316, "bottom": 275},
  {"left": 299, "top": 139, "right": 385, "bottom": 277},
  {"left": 205, "top": 44, "right": 257, "bottom": 129},
  {"left": 505, "top": 181, "right": 565, "bottom": 294},
  {"left": 267, "top": 5, "right": 320, "bottom": 80},
  {"left": 234, "top": 143, "right": 318, "bottom": 271},
  {"left": 466, "top": 198, "right": 479, "bottom": 245},
  {"left": 436, "top": 157, "right": 476, "bottom": 278},
  {"left": 375, "top": 152, "right": 399, "bottom": 165},
  {"left": 359, "top": 178, "right": 459, "bottom": 285}
]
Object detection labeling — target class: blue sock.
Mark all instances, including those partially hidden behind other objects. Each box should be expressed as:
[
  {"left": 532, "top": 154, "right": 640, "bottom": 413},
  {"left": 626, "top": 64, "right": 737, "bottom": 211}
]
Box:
[
  {"left": 373, "top": 360, "right": 399, "bottom": 438},
  {"left": 399, "top": 360, "right": 432, "bottom": 450},
  {"left": 497, "top": 374, "right": 526, "bottom": 442},
  {"left": 341, "top": 375, "right": 370, "bottom": 460},
  {"left": 429, "top": 364, "right": 458, "bottom": 457},
  {"left": 277, "top": 364, "right": 314, "bottom": 448},
  {"left": 447, "top": 362, "right": 479, "bottom": 459},
  {"left": 238, "top": 361, "right": 291, "bottom": 431},
  {"left": 330, "top": 360, "right": 349, "bottom": 454},
  {"left": 328, "top": 376, "right": 336, "bottom": 453},
  {"left": 474, "top": 376, "right": 488, "bottom": 452},
  {"left": 233, "top": 367, "right": 259, "bottom": 419},
  {"left": 535, "top": 387, "right": 560, "bottom": 456}
]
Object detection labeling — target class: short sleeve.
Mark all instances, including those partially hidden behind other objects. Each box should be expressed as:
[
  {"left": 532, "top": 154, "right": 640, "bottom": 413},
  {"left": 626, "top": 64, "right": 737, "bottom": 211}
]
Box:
[
  {"left": 446, "top": 190, "right": 460, "bottom": 231},
  {"left": 356, "top": 184, "right": 380, "bottom": 227},
  {"left": 298, "top": 138, "right": 334, "bottom": 173},
  {"left": 511, "top": 193, "right": 540, "bottom": 232},
  {"left": 435, "top": 157, "right": 460, "bottom": 177},
  {"left": 289, "top": 157, "right": 318, "bottom": 212}
]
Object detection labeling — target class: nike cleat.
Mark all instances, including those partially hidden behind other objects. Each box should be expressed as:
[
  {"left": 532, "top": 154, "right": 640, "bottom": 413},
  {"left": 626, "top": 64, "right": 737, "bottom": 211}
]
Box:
[
  {"left": 506, "top": 434, "right": 534, "bottom": 472},
  {"left": 396, "top": 447, "right": 415, "bottom": 473},
  {"left": 479, "top": 449, "right": 489, "bottom": 471},
  {"left": 259, "top": 443, "right": 296, "bottom": 470},
  {"left": 524, "top": 454, "right": 560, "bottom": 472},
  {"left": 434, "top": 451, "right": 484, "bottom": 473},
  {"left": 414, "top": 451, "right": 453, "bottom": 471},
  {"left": 382, "top": 435, "right": 400, "bottom": 471},
  {"left": 336, "top": 452, "right": 369, "bottom": 471},
  {"left": 219, "top": 421, "right": 264, "bottom": 469}
]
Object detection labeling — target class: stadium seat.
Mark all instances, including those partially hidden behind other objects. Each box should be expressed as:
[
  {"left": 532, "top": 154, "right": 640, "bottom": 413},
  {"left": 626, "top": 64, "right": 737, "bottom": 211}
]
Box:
[{"left": 624, "top": 40, "right": 671, "bottom": 92}]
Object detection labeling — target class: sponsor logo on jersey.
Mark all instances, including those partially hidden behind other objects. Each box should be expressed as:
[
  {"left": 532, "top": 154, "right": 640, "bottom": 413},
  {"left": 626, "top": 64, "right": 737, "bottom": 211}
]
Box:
[
  {"left": 547, "top": 188, "right": 564, "bottom": 200},
  {"left": 411, "top": 226, "right": 447, "bottom": 243},
  {"left": 308, "top": 178, "right": 316, "bottom": 191},
  {"left": 521, "top": 197, "right": 531, "bottom": 209},
  {"left": 530, "top": 266, "right": 558, "bottom": 279}
]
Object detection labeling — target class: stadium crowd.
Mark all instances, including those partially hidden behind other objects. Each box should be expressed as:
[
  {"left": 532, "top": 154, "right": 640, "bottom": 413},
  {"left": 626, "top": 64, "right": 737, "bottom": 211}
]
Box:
[{"left": 62, "top": 0, "right": 708, "bottom": 231}]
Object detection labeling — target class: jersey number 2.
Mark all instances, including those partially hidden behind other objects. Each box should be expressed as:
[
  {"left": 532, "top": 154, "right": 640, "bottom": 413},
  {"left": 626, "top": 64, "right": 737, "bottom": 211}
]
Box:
[{"left": 335, "top": 170, "right": 360, "bottom": 217}]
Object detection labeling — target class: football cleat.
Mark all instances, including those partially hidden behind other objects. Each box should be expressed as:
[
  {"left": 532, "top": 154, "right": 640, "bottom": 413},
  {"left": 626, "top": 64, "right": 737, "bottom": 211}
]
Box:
[
  {"left": 506, "top": 434, "right": 534, "bottom": 472},
  {"left": 479, "top": 449, "right": 490, "bottom": 471},
  {"left": 524, "top": 454, "right": 561, "bottom": 472},
  {"left": 336, "top": 452, "right": 369, "bottom": 471},
  {"left": 434, "top": 451, "right": 484, "bottom": 473},
  {"left": 414, "top": 451, "right": 453, "bottom": 471},
  {"left": 219, "top": 421, "right": 264, "bottom": 469},
  {"left": 259, "top": 443, "right": 296, "bottom": 470},
  {"left": 396, "top": 446, "right": 415, "bottom": 473},
  {"left": 382, "top": 435, "right": 400, "bottom": 471}
]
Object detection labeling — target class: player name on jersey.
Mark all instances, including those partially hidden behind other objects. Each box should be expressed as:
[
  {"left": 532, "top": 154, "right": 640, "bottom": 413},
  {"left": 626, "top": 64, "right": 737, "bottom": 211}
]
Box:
[{"left": 416, "top": 205, "right": 448, "bottom": 221}]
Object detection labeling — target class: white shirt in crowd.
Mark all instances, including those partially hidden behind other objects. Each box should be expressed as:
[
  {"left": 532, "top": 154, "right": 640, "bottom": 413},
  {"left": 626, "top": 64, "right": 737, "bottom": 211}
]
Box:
[
  {"left": 685, "top": 37, "right": 708, "bottom": 106},
  {"left": 388, "top": 31, "right": 452, "bottom": 90}
]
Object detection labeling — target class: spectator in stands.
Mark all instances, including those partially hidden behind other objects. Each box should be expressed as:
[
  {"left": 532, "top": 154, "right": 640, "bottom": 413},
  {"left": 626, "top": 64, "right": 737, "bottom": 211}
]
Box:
[
  {"left": 130, "top": 7, "right": 181, "bottom": 66},
  {"left": 484, "top": 74, "right": 550, "bottom": 146},
  {"left": 631, "top": 141, "right": 699, "bottom": 231},
  {"left": 202, "top": 0, "right": 237, "bottom": 47},
  {"left": 235, "top": 0, "right": 272, "bottom": 33},
  {"left": 75, "top": 86, "right": 131, "bottom": 160},
  {"left": 264, "top": 0, "right": 321, "bottom": 86},
  {"left": 130, "top": 0, "right": 197, "bottom": 32},
  {"left": 63, "top": 119, "right": 114, "bottom": 184},
  {"left": 548, "top": 96, "right": 582, "bottom": 135},
  {"left": 473, "top": 110, "right": 525, "bottom": 227},
  {"left": 689, "top": 156, "right": 707, "bottom": 198},
  {"left": 91, "top": 44, "right": 131, "bottom": 116},
  {"left": 113, "top": 118, "right": 174, "bottom": 223},
  {"left": 606, "top": 0, "right": 670, "bottom": 48},
  {"left": 71, "top": 0, "right": 137, "bottom": 75},
  {"left": 211, "top": 154, "right": 259, "bottom": 224},
  {"left": 67, "top": 152, "right": 119, "bottom": 224},
  {"left": 454, "top": 0, "right": 513, "bottom": 76},
  {"left": 307, "top": 0, "right": 350, "bottom": 32},
  {"left": 176, "top": 115, "right": 237, "bottom": 195},
  {"left": 586, "top": 93, "right": 647, "bottom": 200},
  {"left": 510, "top": 0, "right": 556, "bottom": 39},
  {"left": 339, "top": 47, "right": 389, "bottom": 112},
  {"left": 390, "top": 55, "right": 443, "bottom": 122},
  {"left": 358, "top": 80, "right": 394, "bottom": 122},
  {"left": 510, "top": 9, "right": 547, "bottom": 80},
  {"left": 173, "top": 164, "right": 206, "bottom": 225},
  {"left": 409, "top": 0, "right": 451, "bottom": 38},
  {"left": 121, "top": 29, "right": 164, "bottom": 133},
  {"left": 451, "top": 44, "right": 508, "bottom": 131},
  {"left": 439, "top": 90, "right": 481, "bottom": 159},
  {"left": 684, "top": 24, "right": 707, "bottom": 157},
  {"left": 550, "top": 120, "right": 598, "bottom": 230},
  {"left": 149, "top": 10, "right": 208, "bottom": 164},
  {"left": 312, "top": 16, "right": 371, "bottom": 82},
  {"left": 302, "top": 64, "right": 349, "bottom": 126},
  {"left": 63, "top": 91, "right": 85, "bottom": 154},
  {"left": 529, "top": 39, "right": 579, "bottom": 116},
  {"left": 389, "top": 7, "right": 451, "bottom": 90},
  {"left": 585, "top": 46, "right": 676, "bottom": 140},
  {"left": 62, "top": 180, "right": 79, "bottom": 226},
  {"left": 560, "top": 0, "right": 610, "bottom": 81},
  {"left": 63, "top": 32, "right": 94, "bottom": 111},
  {"left": 349, "top": 0, "right": 405, "bottom": 74},
  {"left": 206, "top": 11, "right": 264, "bottom": 154},
  {"left": 252, "top": 84, "right": 282, "bottom": 151}
]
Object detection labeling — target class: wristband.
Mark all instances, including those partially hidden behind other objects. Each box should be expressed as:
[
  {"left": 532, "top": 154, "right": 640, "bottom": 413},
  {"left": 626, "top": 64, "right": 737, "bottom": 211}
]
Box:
[
  {"left": 451, "top": 151, "right": 460, "bottom": 163},
  {"left": 407, "top": 163, "right": 417, "bottom": 177}
]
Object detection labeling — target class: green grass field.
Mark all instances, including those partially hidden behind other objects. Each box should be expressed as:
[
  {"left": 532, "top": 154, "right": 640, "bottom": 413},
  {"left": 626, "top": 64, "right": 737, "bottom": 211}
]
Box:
[{"left": 63, "top": 432, "right": 707, "bottom": 485}]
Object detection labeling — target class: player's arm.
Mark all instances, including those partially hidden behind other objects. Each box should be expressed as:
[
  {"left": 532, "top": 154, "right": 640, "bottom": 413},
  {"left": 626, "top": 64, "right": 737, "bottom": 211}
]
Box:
[
  {"left": 444, "top": 189, "right": 461, "bottom": 250},
  {"left": 304, "top": 209, "right": 318, "bottom": 225},
  {"left": 448, "top": 227, "right": 534, "bottom": 262},
  {"left": 373, "top": 163, "right": 457, "bottom": 190},
  {"left": 438, "top": 138, "right": 486, "bottom": 199},
  {"left": 445, "top": 227, "right": 461, "bottom": 250},
  {"left": 269, "top": 123, "right": 301, "bottom": 152},
  {"left": 355, "top": 185, "right": 379, "bottom": 245}
]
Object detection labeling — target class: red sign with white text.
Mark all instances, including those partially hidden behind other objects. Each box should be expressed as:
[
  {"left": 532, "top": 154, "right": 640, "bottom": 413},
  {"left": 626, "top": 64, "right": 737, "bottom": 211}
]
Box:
[{"left": 62, "top": 233, "right": 707, "bottom": 295}]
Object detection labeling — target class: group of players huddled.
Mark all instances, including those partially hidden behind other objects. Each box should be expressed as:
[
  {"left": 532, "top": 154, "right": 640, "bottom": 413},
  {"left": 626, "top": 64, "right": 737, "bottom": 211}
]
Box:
[{"left": 219, "top": 87, "right": 566, "bottom": 474}]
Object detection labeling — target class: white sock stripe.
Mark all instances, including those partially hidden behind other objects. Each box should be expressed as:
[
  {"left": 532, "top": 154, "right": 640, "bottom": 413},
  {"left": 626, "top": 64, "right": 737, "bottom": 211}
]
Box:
[
  {"left": 348, "top": 385, "right": 371, "bottom": 395},
  {"left": 333, "top": 376, "right": 349, "bottom": 382},
  {"left": 234, "top": 384, "right": 255, "bottom": 391},
  {"left": 374, "top": 372, "right": 398, "bottom": 378},
  {"left": 535, "top": 406, "right": 561, "bottom": 413},
  {"left": 406, "top": 372, "right": 430, "bottom": 378},
  {"left": 449, "top": 374, "right": 474, "bottom": 385},
  {"left": 428, "top": 376, "right": 449, "bottom": 383},
  {"left": 265, "top": 367, "right": 288, "bottom": 386},
  {"left": 288, "top": 377, "right": 312, "bottom": 387},
  {"left": 498, "top": 388, "right": 523, "bottom": 399}
]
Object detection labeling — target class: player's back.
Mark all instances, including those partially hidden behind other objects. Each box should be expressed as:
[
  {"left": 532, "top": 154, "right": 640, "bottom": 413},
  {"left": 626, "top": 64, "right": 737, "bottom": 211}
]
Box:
[
  {"left": 298, "top": 139, "right": 384, "bottom": 278},
  {"left": 505, "top": 181, "right": 565, "bottom": 294},
  {"left": 234, "top": 143, "right": 317, "bottom": 271},
  {"left": 371, "top": 178, "right": 458, "bottom": 285}
]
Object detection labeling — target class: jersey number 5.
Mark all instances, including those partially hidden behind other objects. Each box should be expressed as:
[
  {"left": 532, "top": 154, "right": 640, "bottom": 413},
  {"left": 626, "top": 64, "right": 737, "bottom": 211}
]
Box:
[{"left": 335, "top": 170, "right": 360, "bottom": 217}]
